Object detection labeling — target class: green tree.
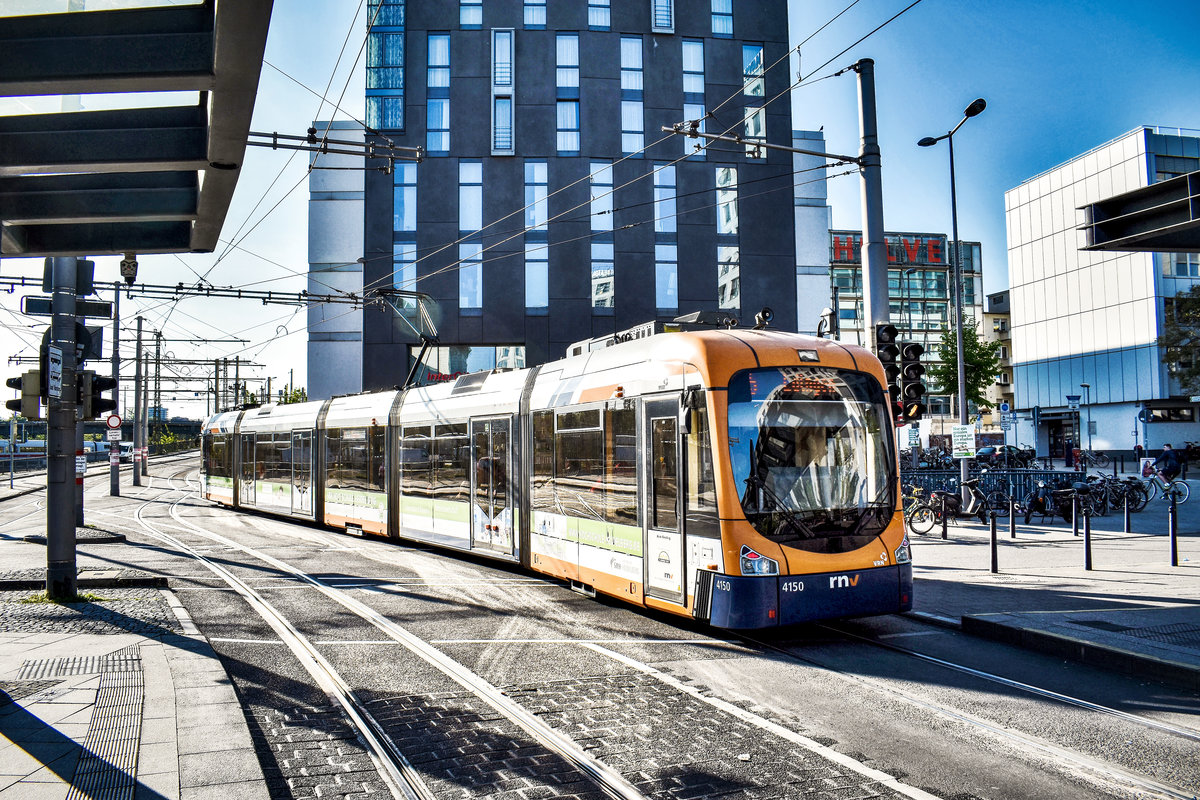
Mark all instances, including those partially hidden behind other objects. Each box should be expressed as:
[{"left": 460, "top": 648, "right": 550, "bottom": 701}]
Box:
[
  {"left": 926, "top": 317, "right": 1002, "bottom": 414},
  {"left": 1160, "top": 284, "right": 1200, "bottom": 394},
  {"left": 279, "top": 385, "right": 307, "bottom": 405}
]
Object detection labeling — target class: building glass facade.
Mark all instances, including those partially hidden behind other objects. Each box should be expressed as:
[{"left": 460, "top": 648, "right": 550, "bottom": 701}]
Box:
[{"left": 353, "top": 0, "right": 797, "bottom": 389}]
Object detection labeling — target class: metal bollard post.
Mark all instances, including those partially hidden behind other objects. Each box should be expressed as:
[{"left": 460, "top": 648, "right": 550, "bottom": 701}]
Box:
[
  {"left": 1169, "top": 495, "right": 1179, "bottom": 567},
  {"left": 1123, "top": 492, "right": 1131, "bottom": 534},
  {"left": 1009, "top": 497, "right": 1016, "bottom": 538},
  {"left": 941, "top": 505, "right": 948, "bottom": 540},
  {"left": 989, "top": 510, "right": 998, "bottom": 574},
  {"left": 1084, "top": 507, "right": 1092, "bottom": 571},
  {"left": 1072, "top": 495, "right": 1080, "bottom": 537}
]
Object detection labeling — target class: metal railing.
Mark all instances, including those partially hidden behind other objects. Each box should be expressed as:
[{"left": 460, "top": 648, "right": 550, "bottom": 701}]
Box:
[{"left": 901, "top": 468, "right": 1085, "bottom": 501}]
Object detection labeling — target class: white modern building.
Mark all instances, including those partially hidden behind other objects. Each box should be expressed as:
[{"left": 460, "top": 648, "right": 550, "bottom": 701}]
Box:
[
  {"left": 307, "top": 120, "right": 365, "bottom": 400},
  {"left": 1007, "top": 126, "right": 1200, "bottom": 458},
  {"left": 794, "top": 130, "right": 833, "bottom": 336}
]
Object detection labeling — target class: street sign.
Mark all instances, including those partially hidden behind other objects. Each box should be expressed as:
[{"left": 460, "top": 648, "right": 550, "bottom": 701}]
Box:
[
  {"left": 999, "top": 401, "right": 1011, "bottom": 413},
  {"left": 75, "top": 455, "right": 86, "bottom": 475},
  {"left": 47, "top": 346, "right": 62, "bottom": 399},
  {"left": 951, "top": 424, "right": 976, "bottom": 459},
  {"left": 907, "top": 426, "right": 919, "bottom": 445},
  {"left": 106, "top": 428, "right": 122, "bottom": 442},
  {"left": 21, "top": 297, "right": 112, "bottom": 319},
  {"left": 1066, "top": 394, "right": 1081, "bottom": 410},
  {"left": 105, "top": 414, "right": 122, "bottom": 429},
  {"left": 1000, "top": 421, "right": 1012, "bottom": 431}
]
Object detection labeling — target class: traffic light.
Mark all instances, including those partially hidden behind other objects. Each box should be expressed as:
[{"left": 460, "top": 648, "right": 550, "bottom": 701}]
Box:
[
  {"left": 5, "top": 371, "right": 42, "bottom": 419},
  {"left": 78, "top": 371, "right": 118, "bottom": 420},
  {"left": 899, "top": 341, "right": 927, "bottom": 421},
  {"left": 874, "top": 324, "right": 902, "bottom": 422}
]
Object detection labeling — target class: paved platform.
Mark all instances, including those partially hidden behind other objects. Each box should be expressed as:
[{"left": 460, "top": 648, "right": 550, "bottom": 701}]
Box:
[{"left": 0, "top": 462, "right": 1196, "bottom": 799}]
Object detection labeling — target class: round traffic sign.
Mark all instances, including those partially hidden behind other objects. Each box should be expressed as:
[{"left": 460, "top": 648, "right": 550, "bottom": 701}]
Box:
[
  {"left": 105, "top": 414, "right": 122, "bottom": 429},
  {"left": 999, "top": 402, "right": 1011, "bottom": 413}
]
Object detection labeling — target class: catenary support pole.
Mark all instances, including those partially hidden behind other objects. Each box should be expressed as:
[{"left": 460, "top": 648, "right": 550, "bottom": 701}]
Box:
[
  {"left": 854, "top": 58, "right": 889, "bottom": 349},
  {"left": 110, "top": 282, "right": 120, "bottom": 496},
  {"left": 141, "top": 351, "right": 149, "bottom": 476},
  {"left": 47, "top": 256, "right": 79, "bottom": 599},
  {"left": 1123, "top": 493, "right": 1131, "bottom": 533},
  {"left": 132, "top": 317, "right": 142, "bottom": 487}
]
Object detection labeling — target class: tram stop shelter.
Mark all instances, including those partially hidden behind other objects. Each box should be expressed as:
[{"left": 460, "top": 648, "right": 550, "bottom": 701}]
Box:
[{"left": 0, "top": 0, "right": 274, "bottom": 259}]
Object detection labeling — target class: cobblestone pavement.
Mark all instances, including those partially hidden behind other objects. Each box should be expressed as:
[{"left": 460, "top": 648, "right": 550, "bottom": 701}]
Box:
[
  {"left": 504, "top": 673, "right": 907, "bottom": 800},
  {"left": 244, "top": 703, "right": 393, "bottom": 800},
  {"left": 0, "top": 587, "right": 180, "bottom": 635}
]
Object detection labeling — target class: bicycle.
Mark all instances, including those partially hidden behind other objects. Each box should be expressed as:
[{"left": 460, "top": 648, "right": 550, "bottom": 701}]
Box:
[
  {"left": 1142, "top": 467, "right": 1190, "bottom": 504},
  {"left": 1077, "top": 449, "right": 1110, "bottom": 468}
]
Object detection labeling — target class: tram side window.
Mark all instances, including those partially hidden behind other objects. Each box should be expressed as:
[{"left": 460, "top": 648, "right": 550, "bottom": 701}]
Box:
[
  {"left": 651, "top": 417, "right": 678, "bottom": 530},
  {"left": 255, "top": 433, "right": 284, "bottom": 481},
  {"left": 327, "top": 428, "right": 369, "bottom": 491},
  {"left": 370, "top": 427, "right": 385, "bottom": 492},
  {"left": 208, "top": 435, "right": 232, "bottom": 478},
  {"left": 555, "top": 409, "right": 603, "bottom": 520},
  {"left": 604, "top": 407, "right": 637, "bottom": 524},
  {"left": 531, "top": 411, "right": 555, "bottom": 512},
  {"left": 685, "top": 406, "right": 720, "bottom": 537},
  {"left": 400, "top": 426, "right": 433, "bottom": 499},
  {"left": 434, "top": 423, "right": 470, "bottom": 503}
]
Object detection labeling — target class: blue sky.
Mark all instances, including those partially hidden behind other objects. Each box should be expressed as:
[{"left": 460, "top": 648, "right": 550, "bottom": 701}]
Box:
[
  {"left": 790, "top": 0, "right": 1200, "bottom": 295},
  {"left": 3, "top": 0, "right": 1200, "bottom": 416}
]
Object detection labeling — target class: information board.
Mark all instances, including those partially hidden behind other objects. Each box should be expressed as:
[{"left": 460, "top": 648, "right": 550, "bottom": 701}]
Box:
[{"left": 951, "top": 424, "right": 976, "bottom": 459}]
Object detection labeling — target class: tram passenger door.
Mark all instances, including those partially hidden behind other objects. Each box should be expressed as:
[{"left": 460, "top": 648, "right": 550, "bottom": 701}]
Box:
[
  {"left": 643, "top": 398, "right": 684, "bottom": 603},
  {"left": 292, "top": 429, "right": 313, "bottom": 516},
  {"left": 471, "top": 418, "right": 513, "bottom": 555},
  {"left": 238, "top": 434, "right": 255, "bottom": 506}
]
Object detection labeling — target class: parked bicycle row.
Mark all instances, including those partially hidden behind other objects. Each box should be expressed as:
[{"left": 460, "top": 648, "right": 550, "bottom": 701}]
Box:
[
  {"left": 898, "top": 443, "right": 1117, "bottom": 471},
  {"left": 901, "top": 467, "right": 1188, "bottom": 536}
]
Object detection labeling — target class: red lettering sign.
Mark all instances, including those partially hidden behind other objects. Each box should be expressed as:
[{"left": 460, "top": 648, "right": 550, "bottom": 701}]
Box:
[
  {"left": 833, "top": 235, "right": 856, "bottom": 262},
  {"left": 927, "top": 238, "right": 944, "bottom": 264},
  {"left": 903, "top": 238, "right": 920, "bottom": 263}
]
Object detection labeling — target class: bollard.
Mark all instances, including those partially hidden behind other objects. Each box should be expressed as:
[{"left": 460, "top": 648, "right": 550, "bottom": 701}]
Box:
[
  {"left": 1113, "top": 459, "right": 1118, "bottom": 477},
  {"left": 1084, "top": 507, "right": 1092, "bottom": 571},
  {"left": 989, "top": 510, "right": 998, "bottom": 574},
  {"left": 1009, "top": 497, "right": 1016, "bottom": 538},
  {"left": 941, "top": 504, "right": 948, "bottom": 540},
  {"left": 1123, "top": 492, "right": 1131, "bottom": 534},
  {"left": 1072, "top": 495, "right": 1080, "bottom": 537},
  {"left": 1169, "top": 495, "right": 1179, "bottom": 567}
]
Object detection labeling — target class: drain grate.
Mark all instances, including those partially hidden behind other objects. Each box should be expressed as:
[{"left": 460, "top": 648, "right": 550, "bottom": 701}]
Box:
[
  {"left": 1122, "top": 622, "right": 1200, "bottom": 648},
  {"left": 19, "top": 644, "right": 143, "bottom": 680}
]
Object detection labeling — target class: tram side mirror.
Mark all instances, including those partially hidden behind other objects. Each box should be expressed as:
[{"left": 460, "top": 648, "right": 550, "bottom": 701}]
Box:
[
  {"left": 679, "top": 405, "right": 692, "bottom": 435},
  {"left": 679, "top": 386, "right": 704, "bottom": 434}
]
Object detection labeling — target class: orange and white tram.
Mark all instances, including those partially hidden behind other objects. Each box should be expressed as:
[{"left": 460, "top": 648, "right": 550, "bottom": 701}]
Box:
[{"left": 200, "top": 325, "right": 912, "bottom": 629}]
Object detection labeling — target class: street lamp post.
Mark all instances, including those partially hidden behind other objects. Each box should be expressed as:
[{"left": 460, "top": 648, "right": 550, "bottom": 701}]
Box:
[
  {"left": 920, "top": 97, "right": 986, "bottom": 498},
  {"left": 1081, "top": 382, "right": 1092, "bottom": 450}
]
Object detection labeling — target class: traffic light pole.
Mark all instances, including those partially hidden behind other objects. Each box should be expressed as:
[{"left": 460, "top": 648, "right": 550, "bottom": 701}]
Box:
[
  {"left": 110, "top": 282, "right": 120, "bottom": 496},
  {"left": 132, "top": 317, "right": 142, "bottom": 487},
  {"left": 47, "top": 257, "right": 78, "bottom": 599},
  {"left": 855, "top": 59, "right": 890, "bottom": 350}
]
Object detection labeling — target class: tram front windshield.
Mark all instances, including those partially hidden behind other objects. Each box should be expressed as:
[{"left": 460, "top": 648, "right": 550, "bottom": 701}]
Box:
[{"left": 727, "top": 367, "right": 896, "bottom": 552}]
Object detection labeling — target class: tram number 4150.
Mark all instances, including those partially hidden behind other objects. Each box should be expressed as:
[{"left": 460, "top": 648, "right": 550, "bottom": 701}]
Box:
[{"left": 781, "top": 580, "right": 806, "bottom": 592}]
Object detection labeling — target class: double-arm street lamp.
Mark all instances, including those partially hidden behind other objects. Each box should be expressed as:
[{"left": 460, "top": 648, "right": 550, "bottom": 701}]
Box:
[{"left": 919, "top": 97, "right": 986, "bottom": 493}]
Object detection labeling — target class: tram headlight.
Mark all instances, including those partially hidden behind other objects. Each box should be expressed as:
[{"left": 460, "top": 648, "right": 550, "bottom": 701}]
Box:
[
  {"left": 893, "top": 536, "right": 912, "bottom": 565},
  {"left": 739, "top": 545, "right": 779, "bottom": 576}
]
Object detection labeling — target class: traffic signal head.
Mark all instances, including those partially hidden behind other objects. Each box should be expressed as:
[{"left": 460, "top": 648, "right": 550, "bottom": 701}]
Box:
[
  {"left": 874, "top": 324, "right": 901, "bottom": 401},
  {"left": 78, "top": 371, "right": 118, "bottom": 419},
  {"left": 898, "top": 341, "right": 927, "bottom": 421},
  {"left": 5, "top": 371, "right": 42, "bottom": 419}
]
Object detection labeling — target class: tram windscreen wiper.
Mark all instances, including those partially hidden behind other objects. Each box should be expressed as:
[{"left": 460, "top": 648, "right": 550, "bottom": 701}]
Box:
[
  {"left": 743, "top": 471, "right": 819, "bottom": 541},
  {"left": 849, "top": 483, "right": 896, "bottom": 539}
]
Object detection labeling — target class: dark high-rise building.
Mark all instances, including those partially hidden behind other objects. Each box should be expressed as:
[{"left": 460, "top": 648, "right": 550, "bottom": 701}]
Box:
[{"left": 356, "top": 0, "right": 797, "bottom": 390}]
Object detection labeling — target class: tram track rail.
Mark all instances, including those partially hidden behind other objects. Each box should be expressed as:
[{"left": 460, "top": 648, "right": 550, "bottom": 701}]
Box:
[
  {"left": 108, "top": 464, "right": 1200, "bottom": 800},
  {"left": 737, "top": 626, "right": 1200, "bottom": 800},
  {"left": 129, "top": 466, "right": 651, "bottom": 800}
]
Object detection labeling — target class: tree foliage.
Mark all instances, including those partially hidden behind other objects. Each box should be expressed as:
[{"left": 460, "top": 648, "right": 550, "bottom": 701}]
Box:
[
  {"left": 279, "top": 385, "right": 307, "bottom": 405},
  {"left": 1160, "top": 284, "right": 1200, "bottom": 394},
  {"left": 926, "top": 317, "right": 1002, "bottom": 413}
]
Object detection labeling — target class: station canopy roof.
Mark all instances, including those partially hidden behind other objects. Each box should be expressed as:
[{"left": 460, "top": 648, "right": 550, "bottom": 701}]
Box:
[
  {"left": 0, "top": 0, "right": 273, "bottom": 258},
  {"left": 1080, "top": 170, "right": 1200, "bottom": 253}
]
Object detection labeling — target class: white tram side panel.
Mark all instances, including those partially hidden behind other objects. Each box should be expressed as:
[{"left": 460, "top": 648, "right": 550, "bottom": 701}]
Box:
[
  {"left": 201, "top": 410, "right": 241, "bottom": 504},
  {"left": 394, "top": 371, "right": 525, "bottom": 558},
  {"left": 236, "top": 401, "right": 324, "bottom": 519},
  {"left": 322, "top": 391, "right": 398, "bottom": 535}
]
